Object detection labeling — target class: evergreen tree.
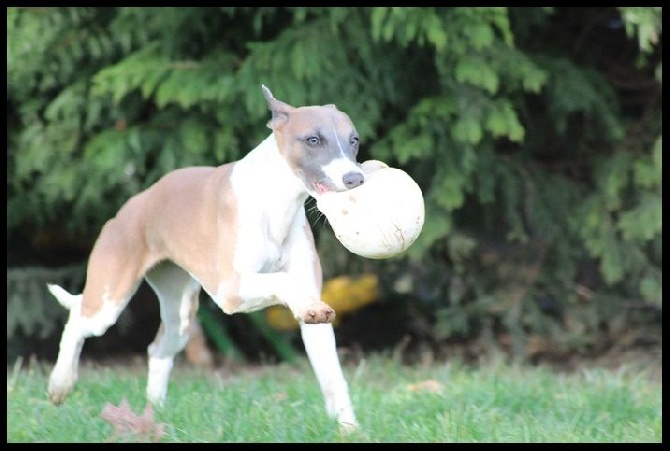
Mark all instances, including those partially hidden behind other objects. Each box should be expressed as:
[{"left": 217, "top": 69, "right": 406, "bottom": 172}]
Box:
[{"left": 7, "top": 7, "right": 662, "bottom": 359}]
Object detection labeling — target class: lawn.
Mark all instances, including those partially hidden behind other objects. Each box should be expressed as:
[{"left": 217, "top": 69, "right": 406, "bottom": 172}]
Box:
[{"left": 7, "top": 354, "right": 662, "bottom": 443}]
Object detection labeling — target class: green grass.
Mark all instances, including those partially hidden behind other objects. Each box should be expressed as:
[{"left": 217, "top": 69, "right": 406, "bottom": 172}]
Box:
[{"left": 7, "top": 355, "right": 661, "bottom": 443}]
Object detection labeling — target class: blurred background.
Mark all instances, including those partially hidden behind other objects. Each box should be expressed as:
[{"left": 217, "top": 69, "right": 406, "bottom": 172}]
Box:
[{"left": 7, "top": 7, "right": 661, "bottom": 372}]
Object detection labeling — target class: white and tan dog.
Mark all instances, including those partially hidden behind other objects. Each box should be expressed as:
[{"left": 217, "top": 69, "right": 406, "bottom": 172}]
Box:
[{"left": 46, "top": 85, "right": 363, "bottom": 430}]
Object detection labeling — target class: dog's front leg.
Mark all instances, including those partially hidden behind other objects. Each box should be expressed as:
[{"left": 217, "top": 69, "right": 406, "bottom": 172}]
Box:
[
  {"left": 212, "top": 270, "right": 357, "bottom": 430},
  {"left": 287, "top": 232, "right": 358, "bottom": 431},
  {"left": 214, "top": 271, "right": 335, "bottom": 323},
  {"left": 301, "top": 323, "right": 358, "bottom": 431}
]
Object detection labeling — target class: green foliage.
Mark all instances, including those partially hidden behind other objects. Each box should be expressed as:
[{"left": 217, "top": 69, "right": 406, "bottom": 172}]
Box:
[
  {"left": 574, "top": 139, "right": 662, "bottom": 306},
  {"left": 7, "top": 7, "right": 662, "bottom": 361},
  {"left": 618, "top": 7, "right": 662, "bottom": 55},
  {"left": 7, "top": 265, "right": 84, "bottom": 343}
]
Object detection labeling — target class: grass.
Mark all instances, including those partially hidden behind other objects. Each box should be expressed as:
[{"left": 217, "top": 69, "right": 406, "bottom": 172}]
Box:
[{"left": 7, "top": 354, "right": 662, "bottom": 443}]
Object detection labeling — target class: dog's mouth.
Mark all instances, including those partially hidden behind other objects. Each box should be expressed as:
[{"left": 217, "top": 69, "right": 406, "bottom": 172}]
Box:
[
  {"left": 313, "top": 182, "right": 332, "bottom": 195},
  {"left": 311, "top": 181, "right": 350, "bottom": 196},
  {"left": 310, "top": 175, "right": 364, "bottom": 197}
]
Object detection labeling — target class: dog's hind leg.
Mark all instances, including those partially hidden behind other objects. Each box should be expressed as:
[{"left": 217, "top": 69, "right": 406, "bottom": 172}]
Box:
[
  {"left": 47, "top": 270, "right": 142, "bottom": 404},
  {"left": 144, "top": 261, "right": 201, "bottom": 406},
  {"left": 47, "top": 284, "right": 87, "bottom": 404},
  {"left": 48, "top": 219, "right": 152, "bottom": 405}
]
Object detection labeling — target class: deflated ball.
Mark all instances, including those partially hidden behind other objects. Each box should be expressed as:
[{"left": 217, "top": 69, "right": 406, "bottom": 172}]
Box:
[{"left": 316, "top": 160, "right": 425, "bottom": 259}]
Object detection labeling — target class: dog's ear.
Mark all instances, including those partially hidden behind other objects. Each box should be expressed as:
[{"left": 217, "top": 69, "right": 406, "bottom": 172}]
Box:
[
  {"left": 261, "top": 84, "right": 294, "bottom": 129},
  {"left": 324, "top": 104, "right": 338, "bottom": 110}
]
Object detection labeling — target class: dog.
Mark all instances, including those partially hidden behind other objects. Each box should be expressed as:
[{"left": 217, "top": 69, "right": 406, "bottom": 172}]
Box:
[{"left": 46, "top": 85, "right": 363, "bottom": 431}]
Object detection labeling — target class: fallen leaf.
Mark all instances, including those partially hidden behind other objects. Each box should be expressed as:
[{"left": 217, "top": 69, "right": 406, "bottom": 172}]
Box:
[
  {"left": 406, "top": 379, "right": 443, "bottom": 393},
  {"left": 101, "top": 398, "right": 166, "bottom": 442}
]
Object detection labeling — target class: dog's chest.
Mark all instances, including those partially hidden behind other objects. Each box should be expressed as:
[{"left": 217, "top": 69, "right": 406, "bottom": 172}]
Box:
[
  {"left": 229, "top": 158, "right": 307, "bottom": 273},
  {"left": 233, "top": 209, "right": 301, "bottom": 273},
  {"left": 259, "top": 239, "right": 287, "bottom": 272}
]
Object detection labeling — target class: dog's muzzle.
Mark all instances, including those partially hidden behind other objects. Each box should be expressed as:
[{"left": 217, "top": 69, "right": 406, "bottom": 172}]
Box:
[{"left": 343, "top": 171, "right": 365, "bottom": 189}]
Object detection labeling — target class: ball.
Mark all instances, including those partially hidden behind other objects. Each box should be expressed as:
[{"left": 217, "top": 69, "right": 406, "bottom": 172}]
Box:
[{"left": 315, "top": 160, "right": 425, "bottom": 259}]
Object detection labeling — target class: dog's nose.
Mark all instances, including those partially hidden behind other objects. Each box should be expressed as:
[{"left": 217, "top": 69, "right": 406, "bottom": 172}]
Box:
[{"left": 343, "top": 171, "right": 365, "bottom": 189}]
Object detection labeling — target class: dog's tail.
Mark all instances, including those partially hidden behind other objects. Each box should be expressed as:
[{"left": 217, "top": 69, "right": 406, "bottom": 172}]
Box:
[{"left": 46, "top": 283, "right": 82, "bottom": 311}]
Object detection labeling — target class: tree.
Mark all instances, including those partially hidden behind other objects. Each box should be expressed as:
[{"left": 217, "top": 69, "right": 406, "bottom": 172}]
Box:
[{"left": 7, "top": 7, "right": 662, "bottom": 361}]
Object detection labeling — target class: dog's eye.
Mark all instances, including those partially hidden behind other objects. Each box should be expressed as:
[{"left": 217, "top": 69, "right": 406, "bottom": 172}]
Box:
[
  {"left": 350, "top": 137, "right": 360, "bottom": 147},
  {"left": 306, "top": 136, "right": 321, "bottom": 146}
]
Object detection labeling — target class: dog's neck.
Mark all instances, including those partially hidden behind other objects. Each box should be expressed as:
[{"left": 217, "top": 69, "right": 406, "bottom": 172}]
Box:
[{"left": 231, "top": 133, "right": 310, "bottom": 245}]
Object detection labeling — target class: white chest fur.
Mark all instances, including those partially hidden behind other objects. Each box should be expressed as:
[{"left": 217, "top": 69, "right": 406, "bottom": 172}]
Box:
[{"left": 229, "top": 134, "right": 308, "bottom": 273}]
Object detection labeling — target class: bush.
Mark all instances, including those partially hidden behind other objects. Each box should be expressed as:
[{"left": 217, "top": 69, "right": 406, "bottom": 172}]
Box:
[{"left": 7, "top": 7, "right": 662, "bottom": 362}]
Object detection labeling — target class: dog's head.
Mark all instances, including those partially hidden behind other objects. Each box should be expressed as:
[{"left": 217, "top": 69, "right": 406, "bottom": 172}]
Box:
[{"left": 262, "top": 85, "right": 365, "bottom": 197}]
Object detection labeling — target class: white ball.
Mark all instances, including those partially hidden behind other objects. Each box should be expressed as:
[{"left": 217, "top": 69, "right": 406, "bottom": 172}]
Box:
[{"left": 316, "top": 160, "right": 425, "bottom": 259}]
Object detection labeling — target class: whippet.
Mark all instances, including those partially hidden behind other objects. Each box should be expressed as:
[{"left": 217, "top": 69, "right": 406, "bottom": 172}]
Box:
[{"left": 46, "top": 85, "right": 364, "bottom": 430}]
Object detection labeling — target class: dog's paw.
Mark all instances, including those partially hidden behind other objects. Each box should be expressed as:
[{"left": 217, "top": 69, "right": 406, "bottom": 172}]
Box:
[
  {"left": 300, "top": 302, "right": 336, "bottom": 324},
  {"left": 48, "top": 382, "right": 72, "bottom": 405},
  {"left": 338, "top": 420, "right": 360, "bottom": 435}
]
